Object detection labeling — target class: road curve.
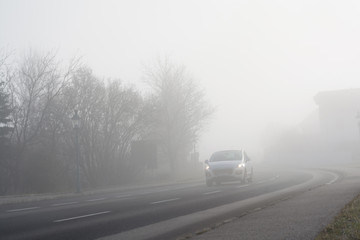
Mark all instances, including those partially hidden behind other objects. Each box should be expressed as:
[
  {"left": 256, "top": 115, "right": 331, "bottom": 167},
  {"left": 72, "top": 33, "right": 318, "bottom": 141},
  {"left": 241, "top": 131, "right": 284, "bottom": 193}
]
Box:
[
  {"left": 0, "top": 167, "right": 341, "bottom": 240},
  {"left": 189, "top": 166, "right": 360, "bottom": 240},
  {"left": 99, "top": 167, "right": 341, "bottom": 240}
]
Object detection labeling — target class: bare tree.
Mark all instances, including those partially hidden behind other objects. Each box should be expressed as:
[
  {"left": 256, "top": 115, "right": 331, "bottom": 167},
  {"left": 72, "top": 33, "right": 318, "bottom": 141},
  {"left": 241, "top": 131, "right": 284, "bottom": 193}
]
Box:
[
  {"left": 144, "top": 58, "right": 213, "bottom": 173},
  {"left": 61, "top": 68, "right": 151, "bottom": 187},
  {"left": 100, "top": 80, "right": 154, "bottom": 184},
  {"left": 9, "top": 50, "right": 79, "bottom": 192},
  {"left": 0, "top": 49, "right": 14, "bottom": 194},
  {"left": 0, "top": 50, "right": 12, "bottom": 143},
  {"left": 0, "top": 49, "right": 212, "bottom": 193}
]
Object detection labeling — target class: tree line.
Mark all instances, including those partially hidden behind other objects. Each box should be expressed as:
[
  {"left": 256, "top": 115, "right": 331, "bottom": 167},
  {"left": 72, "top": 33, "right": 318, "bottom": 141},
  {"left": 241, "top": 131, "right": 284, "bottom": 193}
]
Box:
[{"left": 0, "top": 50, "right": 212, "bottom": 195}]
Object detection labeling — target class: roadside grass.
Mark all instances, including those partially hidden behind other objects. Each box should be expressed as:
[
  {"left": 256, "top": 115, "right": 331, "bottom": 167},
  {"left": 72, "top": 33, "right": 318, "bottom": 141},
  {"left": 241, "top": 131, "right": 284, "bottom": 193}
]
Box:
[{"left": 316, "top": 193, "right": 360, "bottom": 240}]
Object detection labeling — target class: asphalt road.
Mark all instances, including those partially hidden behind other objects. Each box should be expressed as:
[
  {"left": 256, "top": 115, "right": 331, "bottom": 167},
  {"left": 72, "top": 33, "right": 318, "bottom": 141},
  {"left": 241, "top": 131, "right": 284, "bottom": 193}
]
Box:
[
  {"left": 190, "top": 165, "right": 360, "bottom": 240},
  {"left": 0, "top": 167, "right": 342, "bottom": 240}
]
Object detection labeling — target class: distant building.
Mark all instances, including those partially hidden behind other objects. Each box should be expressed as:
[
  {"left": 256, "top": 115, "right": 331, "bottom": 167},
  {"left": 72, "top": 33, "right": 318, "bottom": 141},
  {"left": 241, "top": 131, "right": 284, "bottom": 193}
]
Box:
[{"left": 314, "top": 88, "right": 360, "bottom": 162}]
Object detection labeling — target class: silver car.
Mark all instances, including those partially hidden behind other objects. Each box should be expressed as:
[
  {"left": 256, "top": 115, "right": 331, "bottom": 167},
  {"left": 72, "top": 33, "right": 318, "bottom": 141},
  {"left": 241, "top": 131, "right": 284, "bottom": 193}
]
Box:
[{"left": 204, "top": 150, "right": 253, "bottom": 186}]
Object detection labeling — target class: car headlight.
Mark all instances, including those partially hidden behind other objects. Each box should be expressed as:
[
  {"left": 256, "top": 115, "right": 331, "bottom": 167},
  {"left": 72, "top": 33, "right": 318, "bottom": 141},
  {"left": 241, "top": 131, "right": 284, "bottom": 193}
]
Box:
[
  {"left": 237, "top": 163, "right": 245, "bottom": 168},
  {"left": 205, "top": 165, "right": 210, "bottom": 170}
]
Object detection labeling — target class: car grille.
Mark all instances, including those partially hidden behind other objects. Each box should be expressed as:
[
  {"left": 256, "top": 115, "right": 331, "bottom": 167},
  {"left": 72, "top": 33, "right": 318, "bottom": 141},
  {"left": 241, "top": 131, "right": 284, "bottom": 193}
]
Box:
[{"left": 213, "top": 169, "right": 233, "bottom": 176}]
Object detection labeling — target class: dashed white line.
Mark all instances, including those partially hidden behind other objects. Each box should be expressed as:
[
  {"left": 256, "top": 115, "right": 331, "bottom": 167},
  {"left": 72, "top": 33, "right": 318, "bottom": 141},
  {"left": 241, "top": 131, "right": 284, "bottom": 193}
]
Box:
[
  {"left": 54, "top": 211, "right": 111, "bottom": 223},
  {"left": 269, "top": 175, "right": 280, "bottom": 181},
  {"left": 257, "top": 175, "right": 280, "bottom": 184},
  {"left": 151, "top": 198, "right": 180, "bottom": 205},
  {"left": 203, "top": 190, "right": 221, "bottom": 195},
  {"left": 87, "top": 198, "right": 106, "bottom": 202},
  {"left": 7, "top": 207, "right": 40, "bottom": 212},
  {"left": 52, "top": 202, "right": 78, "bottom": 207},
  {"left": 326, "top": 173, "right": 339, "bottom": 185}
]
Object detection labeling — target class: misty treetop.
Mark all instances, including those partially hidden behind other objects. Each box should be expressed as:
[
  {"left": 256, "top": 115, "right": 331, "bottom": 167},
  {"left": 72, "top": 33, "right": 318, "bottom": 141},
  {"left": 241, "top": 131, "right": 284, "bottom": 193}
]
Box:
[
  {"left": 144, "top": 58, "right": 213, "bottom": 172},
  {"left": 0, "top": 50, "right": 213, "bottom": 195}
]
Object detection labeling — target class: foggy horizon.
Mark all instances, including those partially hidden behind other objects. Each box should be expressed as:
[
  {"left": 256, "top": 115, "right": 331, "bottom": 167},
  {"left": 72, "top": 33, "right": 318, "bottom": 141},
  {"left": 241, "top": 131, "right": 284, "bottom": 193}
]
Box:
[
  {"left": 2, "top": 0, "right": 360, "bottom": 160},
  {"left": 2, "top": 2, "right": 360, "bottom": 240}
]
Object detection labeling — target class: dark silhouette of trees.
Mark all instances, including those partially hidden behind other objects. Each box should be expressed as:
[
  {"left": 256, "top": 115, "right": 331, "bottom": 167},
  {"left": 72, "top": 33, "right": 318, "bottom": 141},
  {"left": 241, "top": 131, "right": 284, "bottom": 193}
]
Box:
[
  {"left": 8, "top": 50, "right": 79, "bottom": 193},
  {"left": 0, "top": 51, "right": 13, "bottom": 194},
  {"left": 0, "top": 50, "right": 212, "bottom": 195},
  {"left": 0, "top": 66, "right": 12, "bottom": 144},
  {"left": 60, "top": 67, "right": 155, "bottom": 188}
]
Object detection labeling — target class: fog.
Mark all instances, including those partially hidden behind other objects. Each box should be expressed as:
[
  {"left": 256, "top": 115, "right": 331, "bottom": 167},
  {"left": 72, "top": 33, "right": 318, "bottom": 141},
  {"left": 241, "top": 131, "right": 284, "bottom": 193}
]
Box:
[{"left": 1, "top": 0, "right": 360, "bottom": 192}]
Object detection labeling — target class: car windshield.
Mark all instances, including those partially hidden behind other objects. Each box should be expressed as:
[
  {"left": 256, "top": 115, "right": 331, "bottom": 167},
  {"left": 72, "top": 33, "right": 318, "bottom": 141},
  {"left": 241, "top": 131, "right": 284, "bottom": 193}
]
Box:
[{"left": 210, "top": 150, "right": 242, "bottom": 162}]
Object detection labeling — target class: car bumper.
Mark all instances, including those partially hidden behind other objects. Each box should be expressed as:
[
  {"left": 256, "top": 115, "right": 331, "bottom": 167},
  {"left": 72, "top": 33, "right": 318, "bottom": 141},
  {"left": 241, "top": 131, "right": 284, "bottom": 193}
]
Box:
[{"left": 205, "top": 168, "right": 244, "bottom": 182}]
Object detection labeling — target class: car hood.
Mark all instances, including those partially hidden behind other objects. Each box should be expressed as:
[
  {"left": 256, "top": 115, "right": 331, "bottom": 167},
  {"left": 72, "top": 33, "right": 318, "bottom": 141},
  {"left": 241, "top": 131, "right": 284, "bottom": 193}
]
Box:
[{"left": 208, "top": 160, "right": 241, "bottom": 169}]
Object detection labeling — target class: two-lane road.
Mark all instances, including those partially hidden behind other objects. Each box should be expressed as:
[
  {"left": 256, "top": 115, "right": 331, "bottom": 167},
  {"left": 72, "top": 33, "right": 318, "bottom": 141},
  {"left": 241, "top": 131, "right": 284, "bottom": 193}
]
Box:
[{"left": 0, "top": 167, "right": 340, "bottom": 240}]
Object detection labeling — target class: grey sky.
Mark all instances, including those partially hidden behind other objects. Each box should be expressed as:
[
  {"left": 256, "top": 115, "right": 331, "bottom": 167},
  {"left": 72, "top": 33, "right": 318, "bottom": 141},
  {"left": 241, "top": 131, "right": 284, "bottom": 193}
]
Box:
[{"left": 1, "top": 0, "right": 360, "bottom": 158}]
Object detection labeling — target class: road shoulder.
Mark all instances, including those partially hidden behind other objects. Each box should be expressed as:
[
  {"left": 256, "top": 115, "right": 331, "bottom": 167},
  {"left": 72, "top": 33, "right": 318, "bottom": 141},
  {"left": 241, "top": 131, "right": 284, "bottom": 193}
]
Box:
[{"left": 189, "top": 167, "right": 360, "bottom": 240}]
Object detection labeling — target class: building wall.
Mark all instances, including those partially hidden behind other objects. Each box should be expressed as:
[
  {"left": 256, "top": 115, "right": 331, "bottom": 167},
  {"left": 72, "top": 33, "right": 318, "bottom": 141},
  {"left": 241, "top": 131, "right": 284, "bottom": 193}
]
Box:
[{"left": 314, "top": 89, "right": 360, "bottom": 162}]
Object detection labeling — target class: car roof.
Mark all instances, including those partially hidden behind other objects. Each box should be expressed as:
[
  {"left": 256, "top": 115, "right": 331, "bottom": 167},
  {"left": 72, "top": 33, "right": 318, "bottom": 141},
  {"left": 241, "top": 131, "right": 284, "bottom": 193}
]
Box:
[{"left": 213, "top": 149, "right": 243, "bottom": 153}]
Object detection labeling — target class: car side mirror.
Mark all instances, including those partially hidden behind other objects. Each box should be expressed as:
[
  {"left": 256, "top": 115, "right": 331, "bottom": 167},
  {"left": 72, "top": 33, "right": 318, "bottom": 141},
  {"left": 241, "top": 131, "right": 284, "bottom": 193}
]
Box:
[{"left": 204, "top": 160, "right": 209, "bottom": 164}]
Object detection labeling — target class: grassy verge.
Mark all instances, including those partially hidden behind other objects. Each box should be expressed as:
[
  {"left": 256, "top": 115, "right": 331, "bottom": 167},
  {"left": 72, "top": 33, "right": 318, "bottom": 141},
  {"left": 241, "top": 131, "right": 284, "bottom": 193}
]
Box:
[{"left": 315, "top": 194, "right": 360, "bottom": 240}]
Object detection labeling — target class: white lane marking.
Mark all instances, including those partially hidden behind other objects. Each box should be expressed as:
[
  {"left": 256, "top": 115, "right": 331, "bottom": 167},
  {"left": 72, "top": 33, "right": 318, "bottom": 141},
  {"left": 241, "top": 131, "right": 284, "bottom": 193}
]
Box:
[
  {"left": 203, "top": 190, "right": 221, "bottom": 195},
  {"left": 236, "top": 184, "right": 249, "bottom": 188},
  {"left": 7, "top": 207, "right": 40, "bottom": 212},
  {"left": 156, "top": 186, "right": 188, "bottom": 192},
  {"left": 326, "top": 173, "right": 339, "bottom": 185},
  {"left": 151, "top": 198, "right": 180, "bottom": 205},
  {"left": 52, "top": 202, "right": 78, "bottom": 207},
  {"left": 256, "top": 175, "right": 280, "bottom": 184},
  {"left": 144, "top": 186, "right": 190, "bottom": 195},
  {"left": 269, "top": 175, "right": 280, "bottom": 181},
  {"left": 54, "top": 211, "right": 110, "bottom": 223},
  {"left": 87, "top": 198, "right": 106, "bottom": 202}
]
